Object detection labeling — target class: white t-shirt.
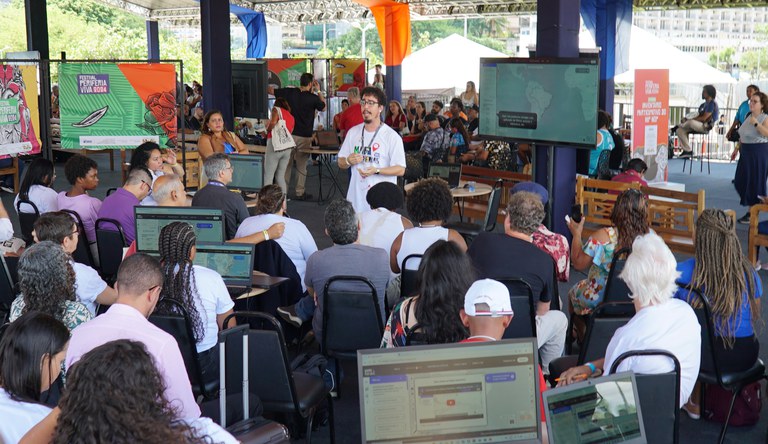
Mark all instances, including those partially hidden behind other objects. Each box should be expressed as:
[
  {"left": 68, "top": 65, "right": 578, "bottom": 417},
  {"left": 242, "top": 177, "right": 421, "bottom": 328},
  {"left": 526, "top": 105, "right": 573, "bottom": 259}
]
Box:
[
  {"left": 604, "top": 298, "right": 701, "bottom": 408},
  {"left": 0, "top": 218, "right": 12, "bottom": 242},
  {"left": 15, "top": 184, "right": 59, "bottom": 214},
  {"left": 396, "top": 226, "right": 449, "bottom": 271},
  {"left": 190, "top": 265, "right": 235, "bottom": 353},
  {"left": 72, "top": 260, "right": 109, "bottom": 316},
  {"left": 338, "top": 123, "right": 406, "bottom": 213},
  {"left": 0, "top": 387, "right": 52, "bottom": 444},
  {"left": 358, "top": 208, "right": 405, "bottom": 278},
  {"left": 235, "top": 214, "right": 318, "bottom": 291}
]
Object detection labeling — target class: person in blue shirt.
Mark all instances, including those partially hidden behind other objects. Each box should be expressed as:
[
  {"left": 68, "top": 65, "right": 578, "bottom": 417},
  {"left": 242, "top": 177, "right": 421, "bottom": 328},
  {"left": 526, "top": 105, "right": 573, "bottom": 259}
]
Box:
[
  {"left": 728, "top": 84, "right": 760, "bottom": 162},
  {"left": 676, "top": 85, "right": 719, "bottom": 158},
  {"left": 674, "top": 209, "right": 761, "bottom": 419}
]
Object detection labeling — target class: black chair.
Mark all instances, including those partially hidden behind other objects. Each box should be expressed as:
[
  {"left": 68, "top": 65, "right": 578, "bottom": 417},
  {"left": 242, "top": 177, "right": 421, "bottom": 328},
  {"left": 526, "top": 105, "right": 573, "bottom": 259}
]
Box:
[
  {"left": 0, "top": 256, "right": 17, "bottom": 324},
  {"left": 496, "top": 277, "right": 536, "bottom": 339},
  {"left": 444, "top": 178, "right": 504, "bottom": 244},
  {"left": 399, "top": 254, "right": 422, "bottom": 300},
  {"left": 95, "top": 218, "right": 127, "bottom": 284},
  {"left": 106, "top": 187, "right": 118, "bottom": 197},
  {"left": 683, "top": 286, "right": 766, "bottom": 444},
  {"left": 222, "top": 312, "right": 334, "bottom": 444},
  {"left": 609, "top": 350, "right": 681, "bottom": 444},
  {"left": 149, "top": 299, "right": 217, "bottom": 401},
  {"left": 60, "top": 209, "right": 95, "bottom": 268},
  {"left": 15, "top": 198, "right": 40, "bottom": 246},
  {"left": 322, "top": 276, "right": 383, "bottom": 398},
  {"left": 602, "top": 248, "right": 633, "bottom": 307},
  {"left": 3, "top": 255, "right": 18, "bottom": 289}
]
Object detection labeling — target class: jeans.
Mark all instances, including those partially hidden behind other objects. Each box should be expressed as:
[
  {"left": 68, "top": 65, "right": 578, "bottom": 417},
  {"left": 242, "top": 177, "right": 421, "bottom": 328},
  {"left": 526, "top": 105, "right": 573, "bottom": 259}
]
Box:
[
  {"left": 295, "top": 294, "right": 316, "bottom": 321},
  {"left": 264, "top": 138, "right": 292, "bottom": 193},
  {"left": 536, "top": 310, "right": 568, "bottom": 374}
]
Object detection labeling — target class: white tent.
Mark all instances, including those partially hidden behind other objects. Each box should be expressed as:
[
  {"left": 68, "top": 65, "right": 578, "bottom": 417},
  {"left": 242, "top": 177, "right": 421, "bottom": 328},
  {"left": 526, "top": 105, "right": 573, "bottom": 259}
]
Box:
[{"left": 579, "top": 25, "right": 736, "bottom": 84}]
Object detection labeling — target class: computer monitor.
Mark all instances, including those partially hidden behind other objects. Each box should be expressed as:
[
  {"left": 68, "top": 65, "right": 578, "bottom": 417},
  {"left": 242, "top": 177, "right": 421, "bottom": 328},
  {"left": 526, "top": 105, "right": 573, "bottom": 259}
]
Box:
[
  {"left": 193, "top": 242, "right": 255, "bottom": 288},
  {"left": 134, "top": 207, "right": 225, "bottom": 254},
  {"left": 228, "top": 154, "right": 264, "bottom": 192},
  {"left": 358, "top": 339, "right": 541, "bottom": 444},
  {"left": 543, "top": 372, "right": 646, "bottom": 444},
  {"left": 428, "top": 163, "right": 462, "bottom": 189}
]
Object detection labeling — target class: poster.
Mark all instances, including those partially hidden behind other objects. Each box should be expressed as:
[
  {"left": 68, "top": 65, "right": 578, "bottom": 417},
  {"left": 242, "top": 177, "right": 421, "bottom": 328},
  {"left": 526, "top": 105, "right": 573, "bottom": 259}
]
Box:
[
  {"left": 632, "top": 69, "right": 670, "bottom": 183},
  {"left": 330, "top": 59, "right": 366, "bottom": 95},
  {"left": 266, "top": 59, "right": 310, "bottom": 89},
  {"left": 59, "top": 63, "right": 177, "bottom": 149},
  {"left": 0, "top": 65, "right": 42, "bottom": 157}
]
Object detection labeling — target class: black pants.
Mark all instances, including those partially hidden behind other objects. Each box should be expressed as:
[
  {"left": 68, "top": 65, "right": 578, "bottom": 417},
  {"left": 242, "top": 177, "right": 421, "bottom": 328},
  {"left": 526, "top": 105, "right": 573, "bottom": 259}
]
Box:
[
  {"left": 198, "top": 344, "right": 220, "bottom": 386},
  {"left": 708, "top": 335, "right": 759, "bottom": 374}
]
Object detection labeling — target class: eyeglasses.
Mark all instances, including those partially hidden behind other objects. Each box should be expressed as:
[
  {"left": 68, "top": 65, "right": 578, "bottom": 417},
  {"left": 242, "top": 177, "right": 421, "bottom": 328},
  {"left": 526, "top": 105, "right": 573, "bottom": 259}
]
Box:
[
  {"left": 141, "top": 179, "right": 153, "bottom": 193},
  {"left": 360, "top": 99, "right": 380, "bottom": 107}
]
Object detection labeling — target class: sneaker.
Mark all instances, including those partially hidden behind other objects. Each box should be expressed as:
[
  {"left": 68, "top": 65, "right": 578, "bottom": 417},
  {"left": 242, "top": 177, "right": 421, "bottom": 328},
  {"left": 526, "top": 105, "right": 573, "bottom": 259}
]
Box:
[
  {"left": 682, "top": 401, "right": 701, "bottom": 420},
  {"left": 277, "top": 305, "right": 303, "bottom": 328},
  {"left": 293, "top": 193, "right": 313, "bottom": 201},
  {"left": 738, "top": 213, "right": 751, "bottom": 225},
  {"left": 0, "top": 186, "right": 13, "bottom": 193},
  {"left": 678, "top": 151, "right": 693, "bottom": 159},
  {"left": 755, "top": 261, "right": 762, "bottom": 272}
]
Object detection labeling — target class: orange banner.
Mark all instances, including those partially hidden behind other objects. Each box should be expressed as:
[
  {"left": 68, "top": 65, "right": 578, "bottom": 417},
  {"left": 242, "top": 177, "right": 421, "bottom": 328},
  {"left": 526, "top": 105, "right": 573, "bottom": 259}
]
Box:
[
  {"left": 354, "top": 0, "right": 411, "bottom": 66},
  {"left": 632, "top": 69, "right": 669, "bottom": 182}
]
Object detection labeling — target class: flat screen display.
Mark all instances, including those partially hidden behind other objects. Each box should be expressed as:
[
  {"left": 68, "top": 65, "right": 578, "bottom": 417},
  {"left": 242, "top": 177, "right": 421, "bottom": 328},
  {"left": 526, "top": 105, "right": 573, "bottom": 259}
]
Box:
[
  {"left": 228, "top": 154, "right": 264, "bottom": 192},
  {"left": 135, "top": 207, "right": 225, "bottom": 254}
]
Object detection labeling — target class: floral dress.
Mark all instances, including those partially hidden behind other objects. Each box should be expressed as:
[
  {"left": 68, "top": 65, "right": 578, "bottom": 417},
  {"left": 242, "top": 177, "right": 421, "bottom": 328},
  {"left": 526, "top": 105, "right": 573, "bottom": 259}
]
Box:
[
  {"left": 380, "top": 297, "right": 420, "bottom": 348},
  {"left": 10, "top": 296, "right": 93, "bottom": 331},
  {"left": 568, "top": 227, "right": 618, "bottom": 315}
]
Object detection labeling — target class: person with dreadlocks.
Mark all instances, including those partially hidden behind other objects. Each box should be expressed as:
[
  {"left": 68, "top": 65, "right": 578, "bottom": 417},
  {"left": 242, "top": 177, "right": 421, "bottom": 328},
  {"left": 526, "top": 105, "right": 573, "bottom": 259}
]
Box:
[
  {"left": 157, "top": 221, "right": 235, "bottom": 385},
  {"left": 674, "top": 208, "right": 762, "bottom": 419}
]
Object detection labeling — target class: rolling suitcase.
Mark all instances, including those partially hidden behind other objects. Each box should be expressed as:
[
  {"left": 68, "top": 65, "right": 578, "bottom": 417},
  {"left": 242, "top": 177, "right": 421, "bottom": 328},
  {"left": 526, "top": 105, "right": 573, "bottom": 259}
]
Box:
[{"left": 219, "top": 326, "right": 290, "bottom": 443}]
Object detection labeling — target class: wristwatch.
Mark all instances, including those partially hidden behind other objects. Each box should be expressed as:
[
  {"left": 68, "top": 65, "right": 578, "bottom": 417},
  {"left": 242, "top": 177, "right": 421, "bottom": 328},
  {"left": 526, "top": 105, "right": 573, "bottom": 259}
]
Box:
[{"left": 375, "top": 168, "right": 381, "bottom": 175}]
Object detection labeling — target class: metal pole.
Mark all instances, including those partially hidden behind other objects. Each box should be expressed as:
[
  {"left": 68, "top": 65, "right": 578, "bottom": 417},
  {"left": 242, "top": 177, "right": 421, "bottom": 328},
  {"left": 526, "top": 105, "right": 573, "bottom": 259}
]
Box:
[
  {"left": 361, "top": 27, "right": 366, "bottom": 59},
  {"left": 323, "top": 23, "right": 327, "bottom": 48}
]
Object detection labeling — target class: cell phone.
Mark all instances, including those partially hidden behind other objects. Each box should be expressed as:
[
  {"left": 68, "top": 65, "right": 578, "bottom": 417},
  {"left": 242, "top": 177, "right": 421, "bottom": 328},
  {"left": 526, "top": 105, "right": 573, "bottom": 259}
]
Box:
[{"left": 570, "top": 204, "right": 583, "bottom": 223}]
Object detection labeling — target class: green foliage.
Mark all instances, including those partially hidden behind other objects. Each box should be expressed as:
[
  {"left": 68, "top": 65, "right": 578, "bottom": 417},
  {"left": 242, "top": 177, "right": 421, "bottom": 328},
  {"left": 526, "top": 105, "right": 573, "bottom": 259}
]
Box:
[
  {"left": 740, "top": 49, "right": 768, "bottom": 80},
  {"left": 707, "top": 47, "right": 735, "bottom": 71}
]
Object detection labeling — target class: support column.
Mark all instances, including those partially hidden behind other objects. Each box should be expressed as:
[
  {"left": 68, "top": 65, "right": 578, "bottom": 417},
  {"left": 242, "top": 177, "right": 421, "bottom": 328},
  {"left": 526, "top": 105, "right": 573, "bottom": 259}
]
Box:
[
  {"left": 384, "top": 65, "right": 401, "bottom": 104},
  {"left": 535, "top": 0, "right": 580, "bottom": 236},
  {"left": 24, "top": 0, "right": 52, "bottom": 160},
  {"left": 146, "top": 20, "right": 160, "bottom": 62},
  {"left": 594, "top": 1, "right": 616, "bottom": 113},
  {"left": 200, "top": 0, "right": 234, "bottom": 128}
]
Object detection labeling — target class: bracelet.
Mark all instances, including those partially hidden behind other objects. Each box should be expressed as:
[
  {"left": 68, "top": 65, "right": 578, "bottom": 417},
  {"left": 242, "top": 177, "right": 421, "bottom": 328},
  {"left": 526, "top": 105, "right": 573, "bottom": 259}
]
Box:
[
  {"left": 262, "top": 230, "right": 269, "bottom": 241},
  {"left": 586, "top": 362, "right": 597, "bottom": 375}
]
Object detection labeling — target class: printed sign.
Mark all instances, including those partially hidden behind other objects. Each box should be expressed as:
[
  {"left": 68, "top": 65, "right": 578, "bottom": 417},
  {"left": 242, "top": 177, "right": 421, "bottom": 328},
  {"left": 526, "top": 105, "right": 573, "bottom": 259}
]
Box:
[
  {"left": 0, "top": 65, "right": 42, "bottom": 157},
  {"left": 632, "top": 69, "right": 670, "bottom": 183}
]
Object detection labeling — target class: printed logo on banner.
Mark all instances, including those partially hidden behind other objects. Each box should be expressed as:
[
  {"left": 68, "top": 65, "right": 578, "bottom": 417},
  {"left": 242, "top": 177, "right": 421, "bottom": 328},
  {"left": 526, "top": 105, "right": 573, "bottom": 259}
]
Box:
[
  {"left": 0, "top": 99, "right": 20, "bottom": 124},
  {"left": 77, "top": 74, "right": 110, "bottom": 94}
]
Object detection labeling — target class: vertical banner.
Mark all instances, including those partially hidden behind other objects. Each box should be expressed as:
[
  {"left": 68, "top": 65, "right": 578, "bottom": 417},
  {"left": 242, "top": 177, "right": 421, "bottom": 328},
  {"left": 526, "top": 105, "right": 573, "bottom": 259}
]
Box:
[
  {"left": 632, "top": 69, "right": 669, "bottom": 183},
  {"left": 330, "top": 59, "right": 366, "bottom": 95},
  {"left": 266, "top": 59, "right": 309, "bottom": 89},
  {"left": 59, "top": 63, "right": 176, "bottom": 149},
  {"left": 0, "top": 65, "right": 42, "bottom": 157}
]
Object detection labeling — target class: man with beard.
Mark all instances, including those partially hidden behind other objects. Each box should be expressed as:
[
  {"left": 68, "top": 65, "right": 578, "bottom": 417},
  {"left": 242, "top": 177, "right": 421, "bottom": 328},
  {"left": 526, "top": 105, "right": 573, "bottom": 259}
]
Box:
[{"left": 337, "top": 86, "right": 406, "bottom": 213}]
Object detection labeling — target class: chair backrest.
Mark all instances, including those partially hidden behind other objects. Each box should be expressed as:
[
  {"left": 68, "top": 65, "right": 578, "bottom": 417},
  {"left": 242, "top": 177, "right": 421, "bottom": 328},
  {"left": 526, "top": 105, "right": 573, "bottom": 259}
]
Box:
[
  {"left": 482, "top": 179, "right": 504, "bottom": 232},
  {"left": 400, "top": 254, "right": 422, "bottom": 299},
  {"left": 60, "top": 209, "right": 95, "bottom": 267},
  {"left": 0, "top": 256, "right": 16, "bottom": 323},
  {"left": 148, "top": 299, "right": 211, "bottom": 399},
  {"left": 496, "top": 277, "right": 536, "bottom": 339},
  {"left": 609, "top": 349, "right": 681, "bottom": 444},
  {"left": 578, "top": 302, "right": 634, "bottom": 364},
  {"left": 602, "top": 248, "right": 633, "bottom": 310},
  {"left": 678, "top": 285, "right": 722, "bottom": 381},
  {"left": 322, "top": 276, "right": 383, "bottom": 357},
  {"left": 15, "top": 198, "right": 39, "bottom": 246},
  {"left": 106, "top": 187, "right": 118, "bottom": 197},
  {"left": 95, "top": 218, "right": 127, "bottom": 280}
]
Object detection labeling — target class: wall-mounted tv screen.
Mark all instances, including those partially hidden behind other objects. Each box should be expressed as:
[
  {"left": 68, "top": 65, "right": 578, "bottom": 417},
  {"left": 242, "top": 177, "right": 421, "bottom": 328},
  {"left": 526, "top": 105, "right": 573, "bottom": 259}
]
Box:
[
  {"left": 232, "top": 60, "right": 268, "bottom": 119},
  {"left": 478, "top": 57, "right": 600, "bottom": 148}
]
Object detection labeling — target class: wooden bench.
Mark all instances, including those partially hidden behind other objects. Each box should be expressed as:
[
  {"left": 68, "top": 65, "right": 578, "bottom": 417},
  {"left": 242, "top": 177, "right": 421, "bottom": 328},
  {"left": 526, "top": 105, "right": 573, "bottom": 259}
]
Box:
[
  {"left": 748, "top": 204, "right": 768, "bottom": 266},
  {"left": 0, "top": 157, "right": 20, "bottom": 192},
  {"left": 452, "top": 166, "right": 532, "bottom": 223},
  {"left": 575, "top": 176, "right": 705, "bottom": 255}
]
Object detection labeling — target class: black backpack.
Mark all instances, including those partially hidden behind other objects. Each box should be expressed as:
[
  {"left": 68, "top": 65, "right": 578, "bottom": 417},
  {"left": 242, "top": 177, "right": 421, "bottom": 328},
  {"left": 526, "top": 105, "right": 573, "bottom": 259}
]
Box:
[{"left": 608, "top": 129, "right": 627, "bottom": 170}]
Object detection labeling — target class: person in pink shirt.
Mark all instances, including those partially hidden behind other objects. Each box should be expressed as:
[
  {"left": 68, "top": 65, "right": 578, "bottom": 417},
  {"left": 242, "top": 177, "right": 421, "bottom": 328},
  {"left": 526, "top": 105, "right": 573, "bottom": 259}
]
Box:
[
  {"left": 56, "top": 154, "right": 102, "bottom": 263},
  {"left": 611, "top": 158, "right": 648, "bottom": 189}
]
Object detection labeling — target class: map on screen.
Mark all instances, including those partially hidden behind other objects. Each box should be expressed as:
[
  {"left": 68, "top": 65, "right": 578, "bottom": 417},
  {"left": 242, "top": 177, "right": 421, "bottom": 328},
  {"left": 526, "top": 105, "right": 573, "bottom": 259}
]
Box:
[{"left": 193, "top": 243, "right": 254, "bottom": 286}]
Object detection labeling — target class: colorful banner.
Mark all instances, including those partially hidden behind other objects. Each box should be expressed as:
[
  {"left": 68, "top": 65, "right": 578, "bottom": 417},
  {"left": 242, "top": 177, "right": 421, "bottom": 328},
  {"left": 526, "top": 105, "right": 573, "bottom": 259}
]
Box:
[
  {"left": 330, "top": 59, "right": 366, "bottom": 95},
  {"left": 632, "top": 69, "right": 670, "bottom": 183},
  {"left": 0, "top": 65, "right": 42, "bottom": 157},
  {"left": 266, "top": 59, "right": 310, "bottom": 89},
  {"left": 59, "top": 63, "right": 177, "bottom": 149}
]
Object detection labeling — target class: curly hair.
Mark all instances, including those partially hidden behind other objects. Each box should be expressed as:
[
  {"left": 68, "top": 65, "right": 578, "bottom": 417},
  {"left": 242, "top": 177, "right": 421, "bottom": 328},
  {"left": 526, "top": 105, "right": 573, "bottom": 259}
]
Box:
[
  {"left": 129, "top": 141, "right": 162, "bottom": 171},
  {"left": 63, "top": 154, "right": 97, "bottom": 186},
  {"left": 406, "top": 177, "right": 453, "bottom": 224},
  {"left": 18, "top": 241, "right": 77, "bottom": 321},
  {"left": 366, "top": 181, "right": 403, "bottom": 211},
  {"left": 255, "top": 184, "right": 285, "bottom": 215},
  {"left": 324, "top": 199, "right": 358, "bottom": 245},
  {"left": 414, "top": 240, "right": 473, "bottom": 344},
  {"left": 53, "top": 340, "right": 207, "bottom": 444},
  {"left": 157, "top": 222, "right": 205, "bottom": 343},
  {"left": 610, "top": 189, "right": 649, "bottom": 251},
  {"left": 361, "top": 86, "right": 387, "bottom": 108},
  {"left": 506, "top": 191, "right": 545, "bottom": 235}
]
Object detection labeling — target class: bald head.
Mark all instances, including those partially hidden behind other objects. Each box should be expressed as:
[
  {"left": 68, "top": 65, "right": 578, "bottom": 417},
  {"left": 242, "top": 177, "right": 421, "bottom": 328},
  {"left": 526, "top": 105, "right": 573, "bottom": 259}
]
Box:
[{"left": 152, "top": 174, "right": 186, "bottom": 206}]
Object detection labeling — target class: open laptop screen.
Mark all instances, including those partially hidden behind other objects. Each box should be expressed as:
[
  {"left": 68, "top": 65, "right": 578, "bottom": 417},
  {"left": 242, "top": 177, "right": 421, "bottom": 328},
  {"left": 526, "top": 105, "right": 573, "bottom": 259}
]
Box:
[
  {"left": 193, "top": 242, "right": 255, "bottom": 287},
  {"left": 228, "top": 154, "right": 264, "bottom": 192},
  {"left": 428, "top": 163, "right": 462, "bottom": 188},
  {"left": 135, "top": 207, "right": 225, "bottom": 254},
  {"left": 358, "top": 339, "right": 541, "bottom": 444}
]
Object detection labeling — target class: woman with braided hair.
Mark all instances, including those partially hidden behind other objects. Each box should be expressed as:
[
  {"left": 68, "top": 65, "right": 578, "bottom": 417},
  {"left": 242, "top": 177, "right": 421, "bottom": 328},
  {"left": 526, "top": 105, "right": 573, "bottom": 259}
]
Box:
[
  {"left": 675, "top": 208, "right": 762, "bottom": 419},
  {"left": 157, "top": 221, "right": 235, "bottom": 384}
]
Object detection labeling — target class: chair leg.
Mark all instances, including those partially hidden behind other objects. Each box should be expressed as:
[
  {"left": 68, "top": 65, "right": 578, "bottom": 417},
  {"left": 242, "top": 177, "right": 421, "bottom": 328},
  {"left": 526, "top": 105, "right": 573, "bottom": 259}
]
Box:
[
  {"left": 333, "top": 358, "right": 341, "bottom": 400},
  {"left": 305, "top": 407, "right": 315, "bottom": 444},
  {"left": 718, "top": 387, "right": 741, "bottom": 444},
  {"left": 327, "top": 393, "right": 336, "bottom": 444}
]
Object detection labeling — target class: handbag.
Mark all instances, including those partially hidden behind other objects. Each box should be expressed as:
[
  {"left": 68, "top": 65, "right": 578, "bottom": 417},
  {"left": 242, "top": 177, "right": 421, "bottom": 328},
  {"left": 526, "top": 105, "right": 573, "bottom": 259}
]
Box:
[
  {"left": 271, "top": 108, "right": 296, "bottom": 152},
  {"left": 703, "top": 381, "right": 762, "bottom": 426}
]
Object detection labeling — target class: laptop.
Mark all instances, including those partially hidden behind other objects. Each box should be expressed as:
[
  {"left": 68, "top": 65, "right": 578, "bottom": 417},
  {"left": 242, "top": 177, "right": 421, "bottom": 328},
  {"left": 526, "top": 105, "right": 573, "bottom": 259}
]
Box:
[
  {"left": 192, "top": 242, "right": 255, "bottom": 289},
  {"left": 228, "top": 154, "right": 264, "bottom": 193},
  {"left": 134, "top": 207, "right": 225, "bottom": 255},
  {"left": 316, "top": 130, "right": 340, "bottom": 149},
  {"left": 543, "top": 372, "right": 647, "bottom": 444},
  {"left": 358, "top": 338, "right": 542, "bottom": 444},
  {"left": 428, "top": 163, "right": 462, "bottom": 189}
]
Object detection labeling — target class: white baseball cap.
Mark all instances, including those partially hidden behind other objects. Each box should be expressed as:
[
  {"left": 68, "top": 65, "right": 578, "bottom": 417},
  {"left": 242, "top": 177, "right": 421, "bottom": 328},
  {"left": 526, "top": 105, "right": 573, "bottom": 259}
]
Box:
[{"left": 464, "top": 279, "right": 514, "bottom": 317}]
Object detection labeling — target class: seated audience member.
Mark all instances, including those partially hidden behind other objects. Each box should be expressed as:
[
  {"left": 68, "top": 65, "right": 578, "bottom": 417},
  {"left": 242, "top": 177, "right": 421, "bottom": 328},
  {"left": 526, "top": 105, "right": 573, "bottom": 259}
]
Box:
[
  {"left": 10, "top": 241, "right": 92, "bottom": 330},
  {"left": 96, "top": 166, "right": 152, "bottom": 244},
  {"left": 390, "top": 178, "right": 467, "bottom": 274},
  {"left": 419, "top": 114, "right": 448, "bottom": 175},
  {"left": 467, "top": 104, "right": 480, "bottom": 137},
  {"left": 279, "top": 199, "right": 390, "bottom": 339},
  {"left": 0, "top": 312, "right": 69, "bottom": 443},
  {"left": 33, "top": 212, "right": 117, "bottom": 315},
  {"left": 611, "top": 158, "right": 648, "bottom": 188},
  {"left": 56, "top": 154, "right": 102, "bottom": 260},
  {"left": 431, "top": 100, "right": 446, "bottom": 124},
  {"left": 468, "top": 191, "right": 568, "bottom": 372},
  {"left": 157, "top": 222, "right": 234, "bottom": 383},
  {"left": 65, "top": 254, "right": 201, "bottom": 419},
  {"left": 130, "top": 142, "right": 185, "bottom": 206},
  {"left": 15, "top": 158, "right": 58, "bottom": 214},
  {"left": 236, "top": 184, "right": 317, "bottom": 289},
  {"left": 192, "top": 153, "right": 249, "bottom": 240},
  {"left": 385, "top": 100, "right": 407, "bottom": 133},
  {"left": 0, "top": 200, "right": 12, "bottom": 241},
  {"left": 675, "top": 209, "right": 762, "bottom": 418},
  {"left": 558, "top": 232, "right": 701, "bottom": 409},
  {"left": 567, "top": 189, "right": 649, "bottom": 329},
  {"left": 444, "top": 98, "right": 468, "bottom": 124},
  {"left": 382, "top": 240, "right": 473, "bottom": 347},
  {"left": 333, "top": 99, "right": 349, "bottom": 133},
  {"left": 358, "top": 182, "right": 413, "bottom": 272},
  {"left": 448, "top": 118, "right": 472, "bottom": 163},
  {"left": 510, "top": 182, "right": 570, "bottom": 282}
]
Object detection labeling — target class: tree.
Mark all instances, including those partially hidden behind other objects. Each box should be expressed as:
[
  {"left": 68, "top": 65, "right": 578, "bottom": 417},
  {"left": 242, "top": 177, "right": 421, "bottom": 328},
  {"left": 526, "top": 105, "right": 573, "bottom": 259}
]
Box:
[{"left": 707, "top": 47, "right": 735, "bottom": 72}]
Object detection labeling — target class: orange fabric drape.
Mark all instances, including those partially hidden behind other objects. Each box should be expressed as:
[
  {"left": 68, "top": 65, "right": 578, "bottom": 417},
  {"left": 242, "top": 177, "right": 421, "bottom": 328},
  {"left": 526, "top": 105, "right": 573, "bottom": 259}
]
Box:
[{"left": 353, "top": 0, "right": 411, "bottom": 66}]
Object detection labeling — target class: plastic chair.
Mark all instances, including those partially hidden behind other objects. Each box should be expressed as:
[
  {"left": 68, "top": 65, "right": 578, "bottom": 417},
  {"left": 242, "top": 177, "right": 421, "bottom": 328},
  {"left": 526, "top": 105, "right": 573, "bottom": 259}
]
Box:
[
  {"left": 399, "top": 254, "right": 422, "bottom": 300},
  {"left": 60, "top": 209, "right": 95, "bottom": 268},
  {"left": 95, "top": 218, "right": 127, "bottom": 284},
  {"left": 444, "top": 178, "right": 504, "bottom": 244},
  {"left": 495, "top": 277, "right": 536, "bottom": 339},
  {"left": 15, "top": 198, "right": 39, "bottom": 246}
]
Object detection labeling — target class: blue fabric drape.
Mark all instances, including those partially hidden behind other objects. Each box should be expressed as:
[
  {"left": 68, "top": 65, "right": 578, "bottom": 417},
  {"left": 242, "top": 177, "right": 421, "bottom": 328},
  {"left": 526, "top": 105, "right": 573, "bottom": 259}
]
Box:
[
  {"left": 580, "top": 0, "right": 632, "bottom": 80},
  {"left": 230, "top": 5, "right": 267, "bottom": 59}
]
